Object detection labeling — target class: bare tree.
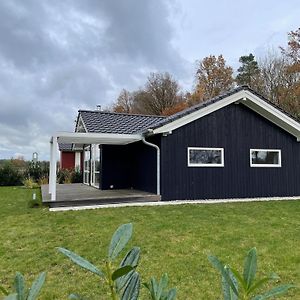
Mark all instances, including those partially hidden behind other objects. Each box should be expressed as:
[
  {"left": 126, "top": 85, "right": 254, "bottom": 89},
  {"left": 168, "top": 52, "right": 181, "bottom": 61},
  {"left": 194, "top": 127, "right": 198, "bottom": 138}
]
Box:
[
  {"left": 133, "top": 72, "right": 181, "bottom": 115},
  {"left": 112, "top": 89, "right": 135, "bottom": 113}
]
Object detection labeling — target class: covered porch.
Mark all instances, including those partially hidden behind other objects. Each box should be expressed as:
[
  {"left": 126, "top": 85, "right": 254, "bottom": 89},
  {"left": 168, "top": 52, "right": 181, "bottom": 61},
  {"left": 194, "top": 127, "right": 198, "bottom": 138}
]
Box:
[
  {"left": 49, "top": 131, "right": 160, "bottom": 204},
  {"left": 42, "top": 183, "right": 160, "bottom": 208}
]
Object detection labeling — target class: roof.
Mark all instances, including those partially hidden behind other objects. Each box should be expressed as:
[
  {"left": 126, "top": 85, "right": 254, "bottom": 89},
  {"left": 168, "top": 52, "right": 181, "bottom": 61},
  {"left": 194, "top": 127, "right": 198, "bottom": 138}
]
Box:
[
  {"left": 58, "top": 143, "right": 73, "bottom": 151},
  {"left": 68, "top": 86, "right": 300, "bottom": 143},
  {"left": 148, "top": 85, "right": 300, "bottom": 131},
  {"left": 78, "top": 110, "right": 165, "bottom": 134}
]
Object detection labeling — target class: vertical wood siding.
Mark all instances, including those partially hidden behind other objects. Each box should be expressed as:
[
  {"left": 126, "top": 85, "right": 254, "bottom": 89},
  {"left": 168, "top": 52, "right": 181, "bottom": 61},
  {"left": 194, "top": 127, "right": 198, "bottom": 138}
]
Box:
[
  {"left": 101, "top": 136, "right": 159, "bottom": 193},
  {"left": 160, "top": 103, "right": 300, "bottom": 200}
]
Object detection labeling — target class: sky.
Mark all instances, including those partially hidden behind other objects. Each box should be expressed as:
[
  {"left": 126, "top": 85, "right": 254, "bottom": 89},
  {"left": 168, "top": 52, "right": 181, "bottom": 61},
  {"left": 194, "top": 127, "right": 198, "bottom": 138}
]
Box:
[{"left": 0, "top": 0, "right": 299, "bottom": 160}]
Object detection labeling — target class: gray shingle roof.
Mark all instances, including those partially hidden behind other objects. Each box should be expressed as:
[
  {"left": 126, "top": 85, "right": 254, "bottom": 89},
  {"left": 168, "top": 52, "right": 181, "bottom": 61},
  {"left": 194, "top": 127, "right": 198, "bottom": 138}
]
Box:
[
  {"left": 79, "top": 110, "right": 165, "bottom": 134},
  {"left": 59, "top": 143, "right": 73, "bottom": 151},
  {"left": 77, "top": 86, "right": 299, "bottom": 137}
]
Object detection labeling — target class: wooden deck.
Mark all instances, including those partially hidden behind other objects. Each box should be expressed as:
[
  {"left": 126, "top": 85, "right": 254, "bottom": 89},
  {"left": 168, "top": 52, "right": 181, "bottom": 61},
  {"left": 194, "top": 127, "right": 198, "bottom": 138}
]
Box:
[{"left": 41, "top": 184, "right": 161, "bottom": 208}]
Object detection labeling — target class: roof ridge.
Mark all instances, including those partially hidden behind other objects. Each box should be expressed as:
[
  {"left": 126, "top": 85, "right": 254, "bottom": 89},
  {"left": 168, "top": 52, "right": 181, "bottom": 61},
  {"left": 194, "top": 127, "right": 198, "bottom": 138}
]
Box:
[{"left": 78, "top": 110, "right": 166, "bottom": 118}]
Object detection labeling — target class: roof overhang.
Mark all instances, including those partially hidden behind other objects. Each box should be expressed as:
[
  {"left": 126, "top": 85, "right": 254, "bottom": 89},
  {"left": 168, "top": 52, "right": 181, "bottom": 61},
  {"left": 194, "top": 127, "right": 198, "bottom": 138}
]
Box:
[
  {"left": 51, "top": 132, "right": 143, "bottom": 145},
  {"left": 150, "top": 90, "right": 300, "bottom": 141}
]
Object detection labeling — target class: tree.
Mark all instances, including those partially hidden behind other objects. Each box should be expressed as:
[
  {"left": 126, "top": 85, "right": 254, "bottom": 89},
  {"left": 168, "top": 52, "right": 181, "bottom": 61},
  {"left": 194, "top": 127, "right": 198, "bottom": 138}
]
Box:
[
  {"left": 113, "top": 89, "right": 135, "bottom": 113},
  {"left": 257, "top": 50, "right": 300, "bottom": 119},
  {"left": 279, "top": 28, "right": 300, "bottom": 118},
  {"left": 141, "top": 72, "right": 181, "bottom": 115},
  {"left": 193, "top": 55, "right": 234, "bottom": 103},
  {"left": 236, "top": 53, "right": 261, "bottom": 88}
]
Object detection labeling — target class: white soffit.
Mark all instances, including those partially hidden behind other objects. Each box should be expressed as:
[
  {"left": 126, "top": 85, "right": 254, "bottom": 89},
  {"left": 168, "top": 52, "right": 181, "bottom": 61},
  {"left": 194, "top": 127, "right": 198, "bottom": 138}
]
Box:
[
  {"left": 53, "top": 132, "right": 142, "bottom": 145},
  {"left": 152, "top": 90, "right": 300, "bottom": 140}
]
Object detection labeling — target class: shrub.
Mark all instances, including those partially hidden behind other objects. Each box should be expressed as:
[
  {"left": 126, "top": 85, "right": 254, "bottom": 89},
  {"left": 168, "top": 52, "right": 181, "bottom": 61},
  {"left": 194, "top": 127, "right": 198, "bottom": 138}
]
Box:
[
  {"left": 58, "top": 223, "right": 143, "bottom": 300},
  {"left": 38, "top": 176, "right": 48, "bottom": 185},
  {"left": 208, "top": 247, "right": 295, "bottom": 300},
  {"left": 0, "top": 162, "right": 24, "bottom": 186},
  {"left": 26, "top": 161, "right": 49, "bottom": 182},
  {"left": 71, "top": 169, "right": 83, "bottom": 183},
  {"left": 0, "top": 272, "right": 46, "bottom": 300},
  {"left": 23, "top": 178, "right": 39, "bottom": 189},
  {"left": 57, "top": 168, "right": 83, "bottom": 184}
]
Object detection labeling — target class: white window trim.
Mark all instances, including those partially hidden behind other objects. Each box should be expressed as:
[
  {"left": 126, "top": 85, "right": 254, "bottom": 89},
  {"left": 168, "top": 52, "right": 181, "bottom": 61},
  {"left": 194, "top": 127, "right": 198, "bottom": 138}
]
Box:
[
  {"left": 250, "top": 149, "right": 282, "bottom": 168},
  {"left": 188, "top": 147, "right": 224, "bottom": 167}
]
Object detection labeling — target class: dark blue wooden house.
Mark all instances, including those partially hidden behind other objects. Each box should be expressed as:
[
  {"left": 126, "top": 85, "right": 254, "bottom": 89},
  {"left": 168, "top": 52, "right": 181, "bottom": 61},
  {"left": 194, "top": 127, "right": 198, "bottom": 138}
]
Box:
[{"left": 55, "top": 86, "right": 300, "bottom": 201}]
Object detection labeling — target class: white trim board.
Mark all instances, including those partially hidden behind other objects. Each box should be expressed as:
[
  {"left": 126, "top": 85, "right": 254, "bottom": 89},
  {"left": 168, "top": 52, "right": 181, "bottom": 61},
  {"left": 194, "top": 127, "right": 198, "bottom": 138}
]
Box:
[
  {"left": 54, "top": 132, "right": 142, "bottom": 145},
  {"left": 49, "top": 196, "right": 300, "bottom": 212},
  {"left": 250, "top": 148, "right": 282, "bottom": 168},
  {"left": 187, "top": 147, "right": 224, "bottom": 167},
  {"left": 151, "top": 90, "right": 300, "bottom": 140}
]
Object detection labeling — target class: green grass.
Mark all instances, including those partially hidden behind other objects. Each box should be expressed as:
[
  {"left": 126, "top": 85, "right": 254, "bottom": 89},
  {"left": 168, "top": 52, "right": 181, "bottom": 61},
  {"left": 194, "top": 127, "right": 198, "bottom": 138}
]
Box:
[{"left": 0, "top": 186, "right": 299, "bottom": 299}]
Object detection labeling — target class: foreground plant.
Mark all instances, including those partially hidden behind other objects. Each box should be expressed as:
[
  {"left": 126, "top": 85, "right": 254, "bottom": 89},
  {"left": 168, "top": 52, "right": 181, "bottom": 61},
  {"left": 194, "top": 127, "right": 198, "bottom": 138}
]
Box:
[
  {"left": 208, "top": 247, "right": 295, "bottom": 300},
  {"left": 0, "top": 272, "right": 46, "bottom": 300},
  {"left": 58, "top": 223, "right": 140, "bottom": 300},
  {"left": 143, "top": 273, "right": 176, "bottom": 300}
]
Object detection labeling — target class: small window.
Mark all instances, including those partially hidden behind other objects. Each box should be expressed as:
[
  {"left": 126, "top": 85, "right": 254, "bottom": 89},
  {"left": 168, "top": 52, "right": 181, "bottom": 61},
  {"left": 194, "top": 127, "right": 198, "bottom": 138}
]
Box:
[
  {"left": 250, "top": 149, "right": 281, "bottom": 167},
  {"left": 188, "top": 147, "right": 224, "bottom": 167}
]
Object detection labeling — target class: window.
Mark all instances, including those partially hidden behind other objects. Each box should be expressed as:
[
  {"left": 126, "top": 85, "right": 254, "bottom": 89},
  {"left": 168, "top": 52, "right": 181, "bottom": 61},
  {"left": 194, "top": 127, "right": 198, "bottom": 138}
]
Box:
[
  {"left": 250, "top": 149, "right": 281, "bottom": 167},
  {"left": 188, "top": 147, "right": 224, "bottom": 167}
]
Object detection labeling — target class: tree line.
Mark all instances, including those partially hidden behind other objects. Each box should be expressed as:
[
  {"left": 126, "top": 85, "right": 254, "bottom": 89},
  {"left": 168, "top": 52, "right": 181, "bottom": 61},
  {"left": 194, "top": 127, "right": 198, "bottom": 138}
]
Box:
[{"left": 112, "top": 28, "right": 300, "bottom": 119}]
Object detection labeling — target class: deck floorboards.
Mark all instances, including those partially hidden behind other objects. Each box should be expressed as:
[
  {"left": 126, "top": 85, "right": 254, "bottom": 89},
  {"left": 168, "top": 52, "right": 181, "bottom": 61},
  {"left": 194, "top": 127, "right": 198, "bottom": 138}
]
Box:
[{"left": 42, "top": 184, "right": 160, "bottom": 208}]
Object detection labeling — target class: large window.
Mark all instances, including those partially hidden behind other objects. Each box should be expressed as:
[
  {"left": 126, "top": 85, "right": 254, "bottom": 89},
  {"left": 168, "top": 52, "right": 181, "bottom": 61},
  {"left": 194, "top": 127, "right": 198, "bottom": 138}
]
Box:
[
  {"left": 188, "top": 147, "right": 224, "bottom": 167},
  {"left": 250, "top": 149, "right": 281, "bottom": 167}
]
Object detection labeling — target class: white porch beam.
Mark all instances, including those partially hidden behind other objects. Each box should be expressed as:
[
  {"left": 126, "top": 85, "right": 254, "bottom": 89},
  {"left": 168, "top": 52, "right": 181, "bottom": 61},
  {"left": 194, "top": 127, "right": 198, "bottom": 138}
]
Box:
[
  {"left": 49, "top": 141, "right": 53, "bottom": 194},
  {"left": 50, "top": 136, "right": 58, "bottom": 201},
  {"left": 56, "top": 132, "right": 142, "bottom": 145}
]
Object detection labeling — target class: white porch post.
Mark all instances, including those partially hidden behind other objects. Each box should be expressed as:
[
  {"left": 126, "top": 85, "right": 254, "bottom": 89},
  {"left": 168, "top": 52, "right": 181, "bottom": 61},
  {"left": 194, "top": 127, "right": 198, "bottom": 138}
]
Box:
[
  {"left": 49, "top": 140, "right": 53, "bottom": 194},
  {"left": 50, "top": 136, "right": 58, "bottom": 201}
]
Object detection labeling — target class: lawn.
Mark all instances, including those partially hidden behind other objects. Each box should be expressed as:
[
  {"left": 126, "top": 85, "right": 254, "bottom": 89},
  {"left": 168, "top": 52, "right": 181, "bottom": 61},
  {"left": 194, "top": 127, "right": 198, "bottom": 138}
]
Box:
[{"left": 0, "top": 187, "right": 299, "bottom": 299}]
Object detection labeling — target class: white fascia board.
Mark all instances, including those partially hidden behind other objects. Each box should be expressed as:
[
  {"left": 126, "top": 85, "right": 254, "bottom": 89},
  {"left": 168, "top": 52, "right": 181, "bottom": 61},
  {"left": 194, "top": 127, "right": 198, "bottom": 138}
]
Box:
[
  {"left": 152, "top": 90, "right": 246, "bottom": 134},
  {"left": 54, "top": 132, "right": 142, "bottom": 145},
  {"left": 75, "top": 115, "right": 88, "bottom": 133},
  {"left": 243, "top": 90, "right": 300, "bottom": 139}
]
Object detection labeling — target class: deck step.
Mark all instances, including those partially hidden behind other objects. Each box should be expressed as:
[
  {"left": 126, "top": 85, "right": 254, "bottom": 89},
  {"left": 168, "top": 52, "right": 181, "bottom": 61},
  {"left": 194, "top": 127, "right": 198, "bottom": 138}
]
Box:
[{"left": 44, "top": 195, "right": 161, "bottom": 208}]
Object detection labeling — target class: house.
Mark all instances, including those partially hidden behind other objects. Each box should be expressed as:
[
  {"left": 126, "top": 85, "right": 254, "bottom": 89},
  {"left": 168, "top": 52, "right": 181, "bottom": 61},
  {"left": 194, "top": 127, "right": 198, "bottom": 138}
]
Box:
[
  {"left": 59, "top": 143, "right": 83, "bottom": 171},
  {"left": 51, "top": 86, "right": 300, "bottom": 201}
]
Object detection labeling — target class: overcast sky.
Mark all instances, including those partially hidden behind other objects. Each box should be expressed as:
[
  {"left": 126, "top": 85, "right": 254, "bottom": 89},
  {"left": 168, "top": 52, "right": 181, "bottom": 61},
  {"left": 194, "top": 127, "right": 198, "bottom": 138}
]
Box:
[{"left": 0, "top": 0, "right": 299, "bottom": 160}]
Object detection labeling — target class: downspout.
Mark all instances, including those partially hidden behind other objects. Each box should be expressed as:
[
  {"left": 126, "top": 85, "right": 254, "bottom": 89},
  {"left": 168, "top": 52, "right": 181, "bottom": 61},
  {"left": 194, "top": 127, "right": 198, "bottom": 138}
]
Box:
[{"left": 141, "top": 137, "right": 160, "bottom": 196}]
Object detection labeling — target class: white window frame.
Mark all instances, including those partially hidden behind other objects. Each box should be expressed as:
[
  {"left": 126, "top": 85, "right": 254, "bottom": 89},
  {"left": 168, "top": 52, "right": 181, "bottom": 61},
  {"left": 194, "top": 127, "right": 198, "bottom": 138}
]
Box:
[
  {"left": 187, "top": 147, "right": 224, "bottom": 167},
  {"left": 250, "top": 149, "right": 282, "bottom": 168}
]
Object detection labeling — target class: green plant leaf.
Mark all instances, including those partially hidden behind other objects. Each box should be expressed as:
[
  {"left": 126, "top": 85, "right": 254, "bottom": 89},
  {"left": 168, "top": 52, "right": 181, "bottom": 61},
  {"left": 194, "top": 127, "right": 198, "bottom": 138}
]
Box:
[
  {"left": 4, "top": 294, "right": 18, "bottom": 300},
  {"left": 157, "top": 274, "right": 168, "bottom": 299},
  {"left": 120, "top": 247, "right": 140, "bottom": 268},
  {"left": 222, "top": 266, "right": 238, "bottom": 300},
  {"left": 57, "top": 247, "right": 104, "bottom": 277},
  {"left": 14, "top": 272, "right": 25, "bottom": 300},
  {"left": 230, "top": 267, "right": 247, "bottom": 291},
  {"left": 243, "top": 248, "right": 257, "bottom": 290},
  {"left": 247, "top": 276, "right": 275, "bottom": 295},
  {"left": 166, "top": 288, "right": 177, "bottom": 300},
  {"left": 116, "top": 247, "right": 141, "bottom": 292},
  {"left": 252, "top": 284, "right": 296, "bottom": 300},
  {"left": 121, "top": 272, "right": 140, "bottom": 300},
  {"left": 112, "top": 266, "right": 134, "bottom": 281},
  {"left": 208, "top": 255, "right": 239, "bottom": 297},
  {"left": 27, "top": 272, "right": 46, "bottom": 300},
  {"left": 108, "top": 223, "right": 133, "bottom": 261},
  {"left": 0, "top": 285, "right": 9, "bottom": 296}
]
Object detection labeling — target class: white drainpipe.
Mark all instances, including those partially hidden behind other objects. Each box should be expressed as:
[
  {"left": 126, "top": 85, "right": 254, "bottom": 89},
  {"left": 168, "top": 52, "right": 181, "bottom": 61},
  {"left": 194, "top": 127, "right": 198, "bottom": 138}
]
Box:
[{"left": 141, "top": 137, "right": 160, "bottom": 195}]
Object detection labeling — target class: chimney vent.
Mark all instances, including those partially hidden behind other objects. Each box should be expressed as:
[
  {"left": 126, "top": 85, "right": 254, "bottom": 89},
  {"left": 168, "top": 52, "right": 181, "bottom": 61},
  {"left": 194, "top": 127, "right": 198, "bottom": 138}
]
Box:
[{"left": 96, "top": 105, "right": 102, "bottom": 111}]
